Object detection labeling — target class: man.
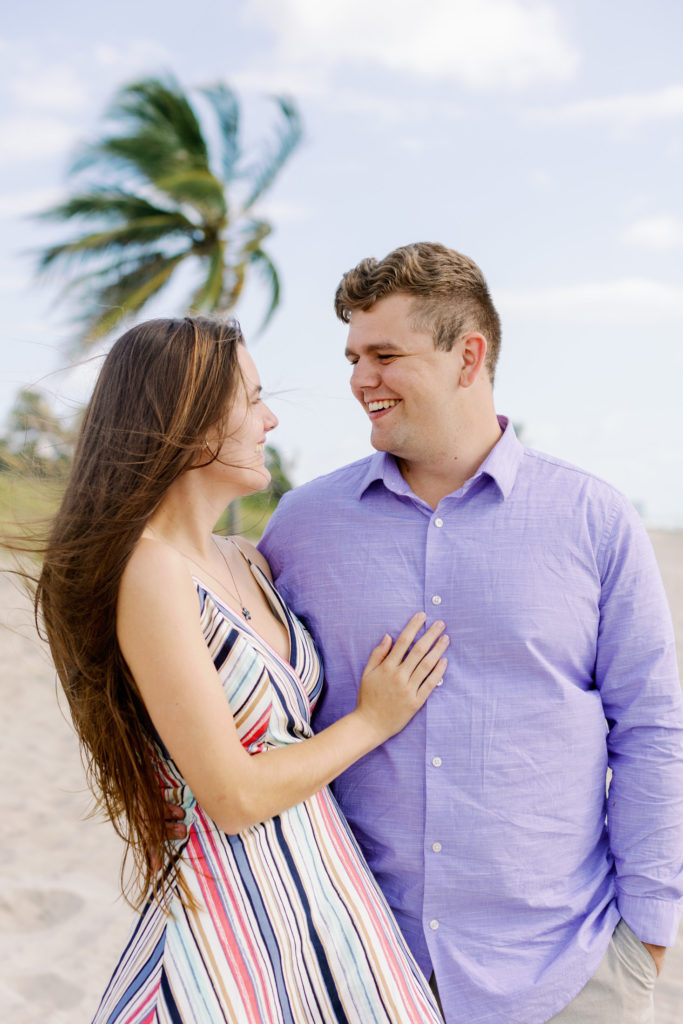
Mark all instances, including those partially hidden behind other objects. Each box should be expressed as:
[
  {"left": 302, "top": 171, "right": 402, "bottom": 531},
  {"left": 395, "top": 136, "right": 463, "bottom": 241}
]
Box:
[{"left": 259, "top": 242, "right": 683, "bottom": 1023}]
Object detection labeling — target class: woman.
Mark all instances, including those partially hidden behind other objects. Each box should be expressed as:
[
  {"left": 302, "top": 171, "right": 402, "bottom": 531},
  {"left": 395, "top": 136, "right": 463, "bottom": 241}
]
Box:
[{"left": 37, "top": 316, "right": 447, "bottom": 1023}]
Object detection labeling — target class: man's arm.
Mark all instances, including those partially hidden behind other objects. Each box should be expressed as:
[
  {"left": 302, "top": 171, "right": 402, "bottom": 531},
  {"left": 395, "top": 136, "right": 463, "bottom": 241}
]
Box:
[
  {"left": 596, "top": 495, "right": 683, "bottom": 962},
  {"left": 258, "top": 492, "right": 293, "bottom": 587},
  {"left": 641, "top": 942, "right": 666, "bottom": 976}
]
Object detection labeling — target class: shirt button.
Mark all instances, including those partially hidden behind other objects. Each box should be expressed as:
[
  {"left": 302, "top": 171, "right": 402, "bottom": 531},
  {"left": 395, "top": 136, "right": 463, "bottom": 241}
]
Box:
[
  {"left": 429, "top": 919, "right": 439, "bottom": 931},
  {"left": 431, "top": 756, "right": 442, "bottom": 767},
  {"left": 434, "top": 517, "right": 444, "bottom": 528},
  {"left": 435, "top": 678, "right": 444, "bottom": 687},
  {"left": 432, "top": 841, "right": 442, "bottom": 853},
  {"left": 431, "top": 595, "right": 442, "bottom": 606}
]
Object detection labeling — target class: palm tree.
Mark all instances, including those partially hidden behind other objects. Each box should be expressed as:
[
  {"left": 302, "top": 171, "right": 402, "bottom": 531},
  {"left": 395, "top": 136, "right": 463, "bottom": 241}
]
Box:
[
  {"left": 6, "top": 388, "right": 74, "bottom": 475},
  {"left": 36, "top": 75, "right": 302, "bottom": 347}
]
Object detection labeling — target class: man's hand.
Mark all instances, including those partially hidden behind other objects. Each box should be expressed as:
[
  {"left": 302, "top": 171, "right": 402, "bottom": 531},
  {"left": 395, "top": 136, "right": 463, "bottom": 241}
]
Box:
[
  {"left": 642, "top": 941, "right": 666, "bottom": 976},
  {"left": 144, "top": 802, "right": 189, "bottom": 875}
]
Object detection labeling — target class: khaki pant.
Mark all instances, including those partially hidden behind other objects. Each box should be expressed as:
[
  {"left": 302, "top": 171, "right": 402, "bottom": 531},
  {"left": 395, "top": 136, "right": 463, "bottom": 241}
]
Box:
[
  {"left": 429, "top": 920, "right": 657, "bottom": 1023},
  {"left": 547, "top": 919, "right": 656, "bottom": 1023}
]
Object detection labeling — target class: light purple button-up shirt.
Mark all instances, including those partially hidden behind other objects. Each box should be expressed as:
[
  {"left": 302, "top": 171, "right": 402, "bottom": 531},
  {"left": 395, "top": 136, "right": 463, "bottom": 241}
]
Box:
[{"left": 259, "top": 419, "right": 683, "bottom": 1024}]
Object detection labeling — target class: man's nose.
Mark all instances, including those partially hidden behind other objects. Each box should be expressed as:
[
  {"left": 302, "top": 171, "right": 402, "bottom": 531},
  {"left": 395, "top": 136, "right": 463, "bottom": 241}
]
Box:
[{"left": 350, "top": 358, "right": 380, "bottom": 391}]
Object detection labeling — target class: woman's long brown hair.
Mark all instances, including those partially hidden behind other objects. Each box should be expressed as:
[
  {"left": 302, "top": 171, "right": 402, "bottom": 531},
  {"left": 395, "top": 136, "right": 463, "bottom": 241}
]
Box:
[{"left": 35, "top": 316, "right": 243, "bottom": 906}]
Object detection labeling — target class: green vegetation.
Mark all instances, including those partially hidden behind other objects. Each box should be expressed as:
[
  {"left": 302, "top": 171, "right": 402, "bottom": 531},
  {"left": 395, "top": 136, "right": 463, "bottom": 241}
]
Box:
[
  {"left": 0, "top": 473, "right": 65, "bottom": 541},
  {"left": 37, "top": 75, "right": 302, "bottom": 346},
  {"left": 2, "top": 73, "right": 300, "bottom": 548},
  {"left": 0, "top": 451, "right": 290, "bottom": 545}
]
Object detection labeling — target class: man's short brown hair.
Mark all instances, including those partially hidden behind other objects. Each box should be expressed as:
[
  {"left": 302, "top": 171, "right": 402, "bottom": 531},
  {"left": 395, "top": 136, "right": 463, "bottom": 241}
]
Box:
[{"left": 334, "top": 242, "right": 501, "bottom": 381}]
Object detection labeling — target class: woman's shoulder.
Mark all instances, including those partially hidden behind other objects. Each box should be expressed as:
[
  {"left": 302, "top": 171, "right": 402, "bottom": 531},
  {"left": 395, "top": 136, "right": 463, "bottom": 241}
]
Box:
[
  {"left": 120, "top": 536, "right": 198, "bottom": 611},
  {"left": 226, "top": 535, "right": 274, "bottom": 582}
]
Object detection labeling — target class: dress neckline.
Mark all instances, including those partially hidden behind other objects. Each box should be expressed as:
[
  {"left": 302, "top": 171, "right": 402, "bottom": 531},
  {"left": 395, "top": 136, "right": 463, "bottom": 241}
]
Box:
[{"left": 192, "top": 563, "right": 294, "bottom": 671}]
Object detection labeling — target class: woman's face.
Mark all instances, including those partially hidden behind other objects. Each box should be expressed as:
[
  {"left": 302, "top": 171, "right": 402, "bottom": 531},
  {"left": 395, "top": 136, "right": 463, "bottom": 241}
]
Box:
[{"left": 204, "top": 346, "right": 278, "bottom": 496}]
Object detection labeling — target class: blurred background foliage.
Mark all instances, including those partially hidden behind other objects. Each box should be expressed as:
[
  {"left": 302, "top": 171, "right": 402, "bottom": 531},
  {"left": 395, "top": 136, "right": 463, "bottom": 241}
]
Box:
[{"left": 1, "top": 73, "right": 302, "bottom": 541}]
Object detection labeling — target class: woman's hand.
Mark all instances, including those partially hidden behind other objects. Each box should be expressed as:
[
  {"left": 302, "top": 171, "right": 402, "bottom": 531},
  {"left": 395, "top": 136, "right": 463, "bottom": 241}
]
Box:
[
  {"left": 121, "top": 543, "right": 451, "bottom": 833},
  {"left": 355, "top": 613, "right": 448, "bottom": 743}
]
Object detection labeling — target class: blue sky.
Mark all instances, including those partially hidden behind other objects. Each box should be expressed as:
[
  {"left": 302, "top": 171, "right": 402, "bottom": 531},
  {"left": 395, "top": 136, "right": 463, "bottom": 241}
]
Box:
[{"left": 1, "top": 0, "right": 682, "bottom": 524}]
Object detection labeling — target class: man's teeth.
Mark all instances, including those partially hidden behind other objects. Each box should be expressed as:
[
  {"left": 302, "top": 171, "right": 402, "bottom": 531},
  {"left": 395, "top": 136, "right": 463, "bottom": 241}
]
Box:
[
  {"left": 256, "top": 443, "right": 265, "bottom": 452},
  {"left": 367, "top": 399, "right": 400, "bottom": 412}
]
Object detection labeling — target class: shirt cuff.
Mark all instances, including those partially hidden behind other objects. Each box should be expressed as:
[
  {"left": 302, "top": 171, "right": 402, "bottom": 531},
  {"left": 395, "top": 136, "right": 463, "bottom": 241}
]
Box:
[{"left": 617, "top": 892, "right": 683, "bottom": 947}]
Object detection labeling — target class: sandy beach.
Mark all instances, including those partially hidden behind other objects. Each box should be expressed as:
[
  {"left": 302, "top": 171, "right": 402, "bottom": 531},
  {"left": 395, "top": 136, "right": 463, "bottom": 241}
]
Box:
[{"left": 1, "top": 532, "right": 682, "bottom": 1023}]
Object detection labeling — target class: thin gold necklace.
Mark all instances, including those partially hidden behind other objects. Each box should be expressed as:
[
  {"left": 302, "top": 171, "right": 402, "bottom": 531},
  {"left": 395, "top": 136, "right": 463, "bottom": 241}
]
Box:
[
  {"left": 212, "top": 536, "right": 252, "bottom": 620},
  {"left": 145, "top": 527, "right": 252, "bottom": 620}
]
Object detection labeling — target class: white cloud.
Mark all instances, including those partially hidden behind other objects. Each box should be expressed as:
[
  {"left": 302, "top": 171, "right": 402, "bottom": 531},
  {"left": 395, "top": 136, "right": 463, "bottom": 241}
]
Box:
[
  {"left": 0, "top": 270, "right": 31, "bottom": 294},
  {"left": 621, "top": 215, "right": 683, "bottom": 251},
  {"left": 497, "top": 278, "right": 683, "bottom": 324},
  {"left": 535, "top": 84, "right": 683, "bottom": 126},
  {"left": 93, "top": 39, "right": 174, "bottom": 75},
  {"left": 529, "top": 168, "right": 555, "bottom": 190},
  {"left": 0, "top": 186, "right": 64, "bottom": 218},
  {"left": 9, "top": 65, "right": 87, "bottom": 114},
  {"left": 232, "top": 65, "right": 329, "bottom": 100},
  {"left": 245, "top": 0, "right": 578, "bottom": 90},
  {"left": 0, "top": 114, "right": 78, "bottom": 163},
  {"left": 256, "top": 199, "right": 312, "bottom": 223}
]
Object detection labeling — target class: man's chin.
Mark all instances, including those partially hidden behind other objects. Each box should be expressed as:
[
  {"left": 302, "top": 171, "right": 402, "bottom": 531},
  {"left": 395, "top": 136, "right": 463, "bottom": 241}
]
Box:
[{"left": 369, "top": 427, "right": 395, "bottom": 455}]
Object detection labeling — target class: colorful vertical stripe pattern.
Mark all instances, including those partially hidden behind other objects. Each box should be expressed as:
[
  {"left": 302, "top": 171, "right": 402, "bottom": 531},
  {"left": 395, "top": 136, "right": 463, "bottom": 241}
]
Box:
[{"left": 91, "top": 566, "right": 442, "bottom": 1023}]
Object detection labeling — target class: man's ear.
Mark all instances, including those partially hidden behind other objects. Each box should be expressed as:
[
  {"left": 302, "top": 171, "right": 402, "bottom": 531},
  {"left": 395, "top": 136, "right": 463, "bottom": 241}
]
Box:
[{"left": 459, "top": 333, "right": 488, "bottom": 388}]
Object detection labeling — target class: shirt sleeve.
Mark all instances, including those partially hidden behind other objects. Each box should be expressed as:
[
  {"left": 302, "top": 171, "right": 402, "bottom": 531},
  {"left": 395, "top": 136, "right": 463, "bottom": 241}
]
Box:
[
  {"left": 258, "top": 492, "right": 293, "bottom": 586},
  {"left": 595, "top": 495, "right": 683, "bottom": 946}
]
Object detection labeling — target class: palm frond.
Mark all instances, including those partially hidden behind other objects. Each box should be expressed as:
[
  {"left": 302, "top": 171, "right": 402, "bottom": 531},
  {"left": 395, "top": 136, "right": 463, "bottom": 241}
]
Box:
[
  {"left": 239, "top": 218, "right": 272, "bottom": 252},
  {"left": 242, "top": 97, "right": 302, "bottom": 210},
  {"left": 38, "top": 218, "right": 194, "bottom": 272},
  {"left": 221, "top": 260, "right": 247, "bottom": 310},
  {"left": 33, "top": 75, "right": 303, "bottom": 349},
  {"left": 154, "top": 169, "right": 226, "bottom": 224},
  {"left": 248, "top": 247, "right": 281, "bottom": 331},
  {"left": 72, "top": 76, "right": 210, "bottom": 183},
  {"left": 37, "top": 189, "right": 192, "bottom": 227},
  {"left": 201, "top": 83, "right": 241, "bottom": 183},
  {"left": 188, "top": 241, "right": 226, "bottom": 311},
  {"left": 79, "top": 251, "right": 188, "bottom": 345}
]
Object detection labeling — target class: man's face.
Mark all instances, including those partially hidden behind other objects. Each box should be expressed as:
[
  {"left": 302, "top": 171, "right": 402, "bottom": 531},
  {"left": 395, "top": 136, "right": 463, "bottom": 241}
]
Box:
[{"left": 345, "top": 292, "right": 465, "bottom": 467}]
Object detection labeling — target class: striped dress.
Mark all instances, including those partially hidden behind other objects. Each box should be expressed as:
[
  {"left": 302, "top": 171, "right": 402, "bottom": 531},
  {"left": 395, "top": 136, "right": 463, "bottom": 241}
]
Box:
[{"left": 92, "top": 564, "right": 443, "bottom": 1024}]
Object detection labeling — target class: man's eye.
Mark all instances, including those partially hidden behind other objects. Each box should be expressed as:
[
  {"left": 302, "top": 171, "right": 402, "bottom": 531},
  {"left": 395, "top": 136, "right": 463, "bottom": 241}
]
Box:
[{"left": 377, "top": 354, "right": 395, "bottom": 361}]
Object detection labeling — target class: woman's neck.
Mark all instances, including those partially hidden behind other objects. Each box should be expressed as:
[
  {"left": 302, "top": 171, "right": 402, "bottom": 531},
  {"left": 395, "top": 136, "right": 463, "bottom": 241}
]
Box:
[{"left": 145, "top": 476, "right": 240, "bottom": 559}]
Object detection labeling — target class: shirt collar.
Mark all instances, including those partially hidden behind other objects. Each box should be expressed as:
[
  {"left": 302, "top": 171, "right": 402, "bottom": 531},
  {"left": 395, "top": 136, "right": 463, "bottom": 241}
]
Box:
[{"left": 356, "top": 415, "right": 523, "bottom": 501}]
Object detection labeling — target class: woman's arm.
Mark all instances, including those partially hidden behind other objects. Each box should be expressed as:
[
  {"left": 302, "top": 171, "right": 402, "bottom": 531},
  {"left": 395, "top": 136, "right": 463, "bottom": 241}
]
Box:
[{"left": 118, "top": 540, "right": 448, "bottom": 835}]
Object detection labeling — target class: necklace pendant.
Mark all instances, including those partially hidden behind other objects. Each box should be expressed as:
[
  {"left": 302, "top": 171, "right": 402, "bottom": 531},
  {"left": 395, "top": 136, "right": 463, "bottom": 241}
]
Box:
[{"left": 242, "top": 607, "right": 252, "bottom": 620}]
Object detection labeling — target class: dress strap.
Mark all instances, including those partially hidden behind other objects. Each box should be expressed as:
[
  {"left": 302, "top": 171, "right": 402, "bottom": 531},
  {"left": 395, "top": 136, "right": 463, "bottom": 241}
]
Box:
[
  {"left": 230, "top": 538, "right": 290, "bottom": 632},
  {"left": 229, "top": 538, "right": 253, "bottom": 567}
]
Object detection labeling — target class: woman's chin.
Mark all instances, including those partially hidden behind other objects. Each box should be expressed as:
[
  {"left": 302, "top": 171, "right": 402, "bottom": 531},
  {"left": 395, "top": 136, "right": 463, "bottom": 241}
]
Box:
[{"left": 238, "top": 468, "right": 272, "bottom": 497}]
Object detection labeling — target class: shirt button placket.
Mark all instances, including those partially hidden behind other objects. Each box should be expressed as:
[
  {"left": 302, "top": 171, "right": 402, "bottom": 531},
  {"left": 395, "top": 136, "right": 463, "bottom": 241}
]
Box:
[{"left": 425, "top": 512, "right": 447, "bottom": 950}]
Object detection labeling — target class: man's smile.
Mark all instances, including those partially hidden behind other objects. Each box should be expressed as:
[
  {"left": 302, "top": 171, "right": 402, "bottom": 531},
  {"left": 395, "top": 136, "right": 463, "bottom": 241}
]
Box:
[{"left": 366, "top": 399, "right": 401, "bottom": 416}]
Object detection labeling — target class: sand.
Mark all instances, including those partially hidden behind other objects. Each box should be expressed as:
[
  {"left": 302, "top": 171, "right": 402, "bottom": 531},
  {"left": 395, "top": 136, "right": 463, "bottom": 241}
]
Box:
[{"left": 1, "top": 532, "right": 682, "bottom": 1022}]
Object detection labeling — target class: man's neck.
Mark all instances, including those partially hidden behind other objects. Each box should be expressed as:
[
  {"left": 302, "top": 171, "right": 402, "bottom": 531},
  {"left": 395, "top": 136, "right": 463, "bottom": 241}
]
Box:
[{"left": 397, "top": 416, "right": 503, "bottom": 509}]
